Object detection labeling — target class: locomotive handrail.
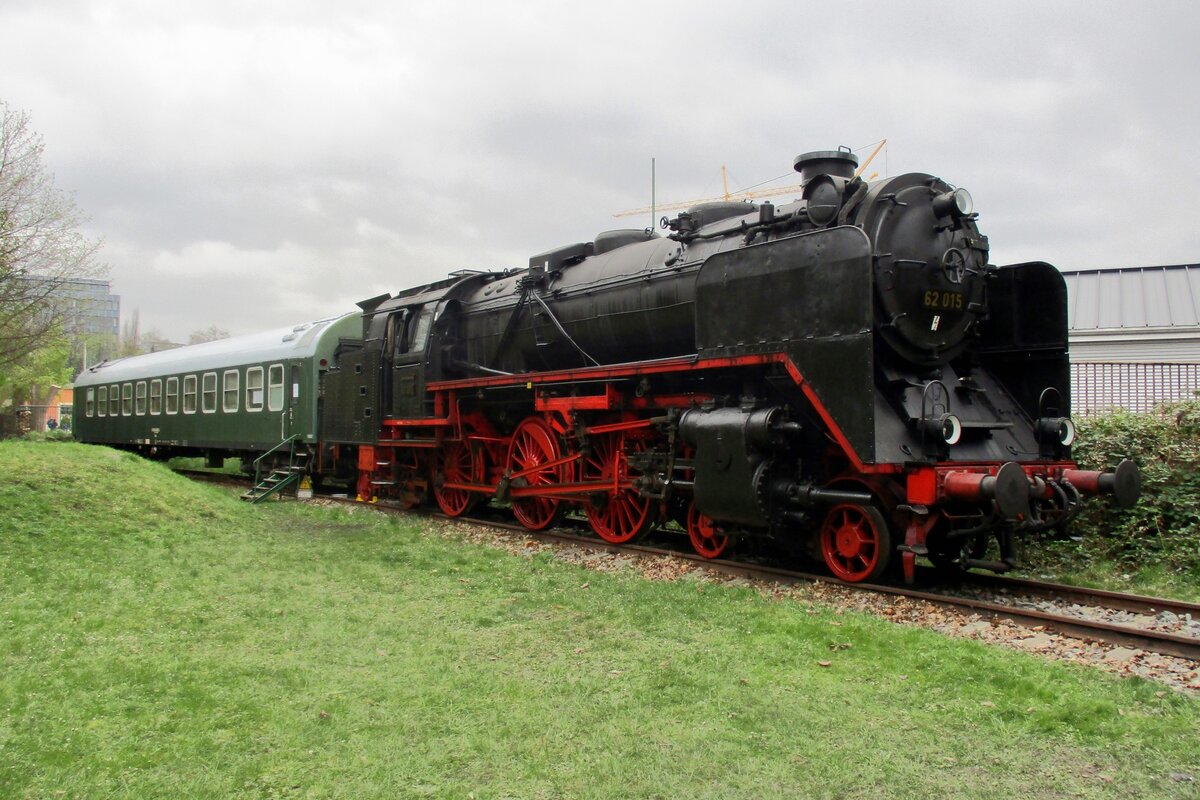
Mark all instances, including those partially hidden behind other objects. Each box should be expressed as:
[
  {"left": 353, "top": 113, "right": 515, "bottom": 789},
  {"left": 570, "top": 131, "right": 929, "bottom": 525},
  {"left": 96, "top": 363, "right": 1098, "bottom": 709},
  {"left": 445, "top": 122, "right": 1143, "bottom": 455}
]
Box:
[{"left": 530, "top": 292, "right": 600, "bottom": 366}]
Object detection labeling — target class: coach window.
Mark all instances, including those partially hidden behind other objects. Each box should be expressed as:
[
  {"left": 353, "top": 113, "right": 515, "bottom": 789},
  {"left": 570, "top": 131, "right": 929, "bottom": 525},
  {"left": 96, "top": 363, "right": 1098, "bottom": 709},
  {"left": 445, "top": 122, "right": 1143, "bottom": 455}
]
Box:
[
  {"left": 166, "top": 377, "right": 179, "bottom": 415},
  {"left": 109, "top": 384, "right": 119, "bottom": 416},
  {"left": 202, "top": 372, "right": 217, "bottom": 414},
  {"left": 183, "top": 375, "right": 198, "bottom": 414},
  {"left": 122, "top": 383, "right": 133, "bottom": 416},
  {"left": 267, "top": 364, "right": 285, "bottom": 411},
  {"left": 223, "top": 370, "right": 239, "bottom": 413},
  {"left": 135, "top": 382, "right": 147, "bottom": 415},
  {"left": 85, "top": 388, "right": 95, "bottom": 417},
  {"left": 291, "top": 365, "right": 301, "bottom": 401},
  {"left": 245, "top": 367, "right": 264, "bottom": 412},
  {"left": 97, "top": 386, "right": 107, "bottom": 417},
  {"left": 150, "top": 379, "right": 163, "bottom": 415}
]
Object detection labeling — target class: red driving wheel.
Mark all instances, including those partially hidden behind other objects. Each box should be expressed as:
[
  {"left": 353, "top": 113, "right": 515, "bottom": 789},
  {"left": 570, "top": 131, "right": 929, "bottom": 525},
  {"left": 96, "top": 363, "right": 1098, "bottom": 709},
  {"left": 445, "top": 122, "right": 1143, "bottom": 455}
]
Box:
[
  {"left": 433, "top": 437, "right": 481, "bottom": 517},
  {"left": 582, "top": 431, "right": 653, "bottom": 544},
  {"left": 507, "top": 416, "right": 571, "bottom": 531}
]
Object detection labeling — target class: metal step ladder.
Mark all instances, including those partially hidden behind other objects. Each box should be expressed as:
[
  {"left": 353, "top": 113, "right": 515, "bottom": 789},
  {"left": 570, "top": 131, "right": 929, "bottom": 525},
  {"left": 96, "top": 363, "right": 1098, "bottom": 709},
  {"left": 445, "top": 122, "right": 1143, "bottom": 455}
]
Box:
[
  {"left": 241, "top": 436, "right": 306, "bottom": 504},
  {"left": 369, "top": 458, "right": 395, "bottom": 488}
]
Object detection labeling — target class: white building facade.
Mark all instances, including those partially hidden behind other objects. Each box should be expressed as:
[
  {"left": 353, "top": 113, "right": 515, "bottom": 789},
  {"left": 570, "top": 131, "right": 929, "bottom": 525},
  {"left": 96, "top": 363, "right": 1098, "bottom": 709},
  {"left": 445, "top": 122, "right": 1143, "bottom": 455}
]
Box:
[{"left": 1063, "top": 264, "right": 1200, "bottom": 413}]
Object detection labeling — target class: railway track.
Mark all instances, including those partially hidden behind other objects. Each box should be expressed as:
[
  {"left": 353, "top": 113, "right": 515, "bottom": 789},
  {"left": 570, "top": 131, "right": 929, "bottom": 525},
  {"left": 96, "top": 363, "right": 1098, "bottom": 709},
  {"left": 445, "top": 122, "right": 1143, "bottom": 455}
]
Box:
[
  {"left": 327, "top": 493, "right": 1200, "bottom": 662},
  {"left": 176, "top": 468, "right": 1200, "bottom": 662},
  {"left": 459, "top": 520, "right": 1200, "bottom": 661}
]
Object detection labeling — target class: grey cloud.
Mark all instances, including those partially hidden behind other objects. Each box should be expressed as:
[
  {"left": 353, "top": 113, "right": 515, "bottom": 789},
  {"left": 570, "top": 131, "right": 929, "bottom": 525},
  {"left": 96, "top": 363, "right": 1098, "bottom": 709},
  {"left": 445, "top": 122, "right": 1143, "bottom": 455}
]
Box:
[{"left": 2, "top": 0, "right": 1198, "bottom": 338}]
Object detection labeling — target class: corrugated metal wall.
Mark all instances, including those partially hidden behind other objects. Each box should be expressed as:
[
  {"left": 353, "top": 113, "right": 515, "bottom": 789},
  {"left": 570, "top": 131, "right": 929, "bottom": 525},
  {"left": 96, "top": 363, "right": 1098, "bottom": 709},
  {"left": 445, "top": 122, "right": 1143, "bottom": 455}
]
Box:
[
  {"left": 1061, "top": 265, "right": 1200, "bottom": 412},
  {"left": 1065, "top": 265, "right": 1200, "bottom": 331}
]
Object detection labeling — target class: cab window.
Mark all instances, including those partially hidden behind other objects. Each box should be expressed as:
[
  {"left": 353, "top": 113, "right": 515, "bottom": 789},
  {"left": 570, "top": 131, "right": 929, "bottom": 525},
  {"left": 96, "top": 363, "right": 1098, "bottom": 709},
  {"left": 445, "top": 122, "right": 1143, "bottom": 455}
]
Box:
[
  {"left": 391, "top": 307, "right": 434, "bottom": 358},
  {"left": 409, "top": 308, "right": 434, "bottom": 353}
]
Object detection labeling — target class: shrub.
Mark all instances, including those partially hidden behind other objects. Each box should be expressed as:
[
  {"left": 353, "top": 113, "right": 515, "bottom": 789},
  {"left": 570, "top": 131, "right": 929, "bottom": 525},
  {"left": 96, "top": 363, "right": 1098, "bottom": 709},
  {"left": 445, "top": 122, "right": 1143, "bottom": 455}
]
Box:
[
  {"left": 1065, "top": 398, "right": 1200, "bottom": 575},
  {"left": 18, "top": 429, "right": 74, "bottom": 443}
]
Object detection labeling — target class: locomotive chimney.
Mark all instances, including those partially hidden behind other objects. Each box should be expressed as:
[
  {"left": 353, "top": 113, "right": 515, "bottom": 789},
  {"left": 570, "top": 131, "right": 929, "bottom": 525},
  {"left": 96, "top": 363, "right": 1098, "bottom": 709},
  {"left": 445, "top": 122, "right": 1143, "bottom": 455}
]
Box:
[{"left": 793, "top": 147, "right": 859, "bottom": 184}]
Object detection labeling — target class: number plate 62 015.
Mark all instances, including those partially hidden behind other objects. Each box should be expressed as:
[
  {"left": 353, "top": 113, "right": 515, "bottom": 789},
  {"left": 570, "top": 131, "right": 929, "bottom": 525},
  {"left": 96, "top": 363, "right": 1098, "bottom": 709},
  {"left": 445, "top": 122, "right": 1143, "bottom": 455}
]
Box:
[{"left": 923, "top": 290, "right": 963, "bottom": 310}]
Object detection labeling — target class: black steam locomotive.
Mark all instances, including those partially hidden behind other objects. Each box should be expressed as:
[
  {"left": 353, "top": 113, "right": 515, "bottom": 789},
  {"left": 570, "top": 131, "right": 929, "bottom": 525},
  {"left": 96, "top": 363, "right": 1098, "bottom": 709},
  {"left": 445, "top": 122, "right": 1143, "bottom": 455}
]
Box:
[
  {"left": 318, "top": 146, "right": 1138, "bottom": 582},
  {"left": 78, "top": 147, "right": 1140, "bottom": 583}
]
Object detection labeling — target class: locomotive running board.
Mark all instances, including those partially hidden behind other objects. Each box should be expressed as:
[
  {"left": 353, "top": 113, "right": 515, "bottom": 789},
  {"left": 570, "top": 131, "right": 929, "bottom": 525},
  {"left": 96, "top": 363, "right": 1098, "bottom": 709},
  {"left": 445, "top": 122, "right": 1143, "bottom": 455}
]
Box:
[{"left": 426, "top": 349, "right": 882, "bottom": 477}]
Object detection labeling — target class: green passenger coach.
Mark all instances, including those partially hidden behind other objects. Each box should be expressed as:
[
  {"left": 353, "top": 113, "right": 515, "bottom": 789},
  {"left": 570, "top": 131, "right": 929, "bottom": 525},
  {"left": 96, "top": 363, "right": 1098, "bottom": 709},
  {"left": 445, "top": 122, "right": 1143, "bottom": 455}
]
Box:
[{"left": 73, "top": 313, "right": 360, "bottom": 463}]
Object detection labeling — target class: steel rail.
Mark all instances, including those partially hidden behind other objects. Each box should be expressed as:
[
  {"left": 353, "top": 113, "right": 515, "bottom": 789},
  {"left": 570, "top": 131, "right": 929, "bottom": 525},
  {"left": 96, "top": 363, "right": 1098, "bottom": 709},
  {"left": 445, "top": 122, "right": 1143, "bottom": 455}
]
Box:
[{"left": 949, "top": 571, "right": 1200, "bottom": 619}]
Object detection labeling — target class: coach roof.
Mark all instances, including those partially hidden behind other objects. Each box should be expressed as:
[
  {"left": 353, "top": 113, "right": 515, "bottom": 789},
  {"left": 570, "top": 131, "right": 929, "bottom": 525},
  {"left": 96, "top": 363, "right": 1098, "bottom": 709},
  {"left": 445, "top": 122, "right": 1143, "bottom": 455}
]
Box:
[{"left": 74, "top": 312, "right": 359, "bottom": 387}]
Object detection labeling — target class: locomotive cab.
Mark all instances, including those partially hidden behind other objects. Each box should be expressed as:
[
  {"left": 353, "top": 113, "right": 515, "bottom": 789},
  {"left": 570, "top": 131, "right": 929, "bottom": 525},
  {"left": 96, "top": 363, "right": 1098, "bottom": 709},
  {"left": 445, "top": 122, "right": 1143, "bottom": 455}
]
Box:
[{"left": 386, "top": 304, "right": 435, "bottom": 418}]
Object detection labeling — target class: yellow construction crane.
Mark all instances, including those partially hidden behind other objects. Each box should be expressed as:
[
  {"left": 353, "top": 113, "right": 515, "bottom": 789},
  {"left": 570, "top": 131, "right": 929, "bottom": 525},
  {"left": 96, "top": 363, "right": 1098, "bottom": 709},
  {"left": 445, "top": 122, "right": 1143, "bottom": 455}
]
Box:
[{"left": 614, "top": 139, "right": 887, "bottom": 218}]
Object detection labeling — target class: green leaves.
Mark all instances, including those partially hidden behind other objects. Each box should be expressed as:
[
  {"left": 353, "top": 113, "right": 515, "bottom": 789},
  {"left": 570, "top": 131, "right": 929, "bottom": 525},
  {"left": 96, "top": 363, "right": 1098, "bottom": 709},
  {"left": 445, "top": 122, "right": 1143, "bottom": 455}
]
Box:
[{"left": 1066, "top": 399, "right": 1200, "bottom": 577}]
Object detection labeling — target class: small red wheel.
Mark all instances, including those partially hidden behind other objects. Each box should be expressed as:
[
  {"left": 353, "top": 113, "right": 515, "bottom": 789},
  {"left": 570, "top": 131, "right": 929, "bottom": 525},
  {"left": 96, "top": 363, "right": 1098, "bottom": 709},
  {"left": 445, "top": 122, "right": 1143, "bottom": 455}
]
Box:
[
  {"left": 819, "top": 503, "right": 891, "bottom": 582},
  {"left": 393, "top": 462, "right": 426, "bottom": 510},
  {"left": 433, "top": 438, "right": 480, "bottom": 517},
  {"left": 582, "top": 431, "right": 653, "bottom": 544},
  {"left": 507, "top": 416, "right": 570, "bottom": 531},
  {"left": 687, "top": 502, "right": 729, "bottom": 559}
]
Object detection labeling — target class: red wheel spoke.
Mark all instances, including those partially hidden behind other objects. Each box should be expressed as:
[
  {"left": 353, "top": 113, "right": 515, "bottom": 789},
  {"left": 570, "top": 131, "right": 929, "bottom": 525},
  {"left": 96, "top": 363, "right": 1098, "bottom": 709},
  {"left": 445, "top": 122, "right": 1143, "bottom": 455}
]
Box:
[
  {"left": 584, "top": 429, "right": 652, "bottom": 544},
  {"left": 819, "top": 502, "right": 891, "bottom": 582},
  {"left": 434, "top": 437, "right": 483, "bottom": 518},
  {"left": 508, "top": 416, "right": 570, "bottom": 531},
  {"left": 687, "top": 502, "right": 729, "bottom": 559}
]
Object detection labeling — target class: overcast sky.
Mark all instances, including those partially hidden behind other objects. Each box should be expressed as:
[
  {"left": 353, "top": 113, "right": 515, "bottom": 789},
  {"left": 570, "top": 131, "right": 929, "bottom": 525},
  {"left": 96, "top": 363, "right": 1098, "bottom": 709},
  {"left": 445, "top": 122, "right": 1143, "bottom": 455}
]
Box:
[{"left": 3, "top": 0, "right": 1198, "bottom": 341}]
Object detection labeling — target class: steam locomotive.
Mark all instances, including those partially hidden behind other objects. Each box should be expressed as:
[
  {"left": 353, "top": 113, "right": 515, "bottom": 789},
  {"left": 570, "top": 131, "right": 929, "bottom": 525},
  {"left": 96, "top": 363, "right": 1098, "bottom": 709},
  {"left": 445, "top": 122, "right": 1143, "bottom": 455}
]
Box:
[{"left": 74, "top": 147, "right": 1140, "bottom": 583}]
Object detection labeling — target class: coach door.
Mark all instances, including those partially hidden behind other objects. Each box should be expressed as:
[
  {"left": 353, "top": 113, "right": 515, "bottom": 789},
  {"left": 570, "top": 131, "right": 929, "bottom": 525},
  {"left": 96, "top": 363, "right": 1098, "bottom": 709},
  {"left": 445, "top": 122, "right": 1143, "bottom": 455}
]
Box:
[
  {"left": 288, "top": 363, "right": 302, "bottom": 438},
  {"left": 388, "top": 305, "right": 434, "bottom": 419}
]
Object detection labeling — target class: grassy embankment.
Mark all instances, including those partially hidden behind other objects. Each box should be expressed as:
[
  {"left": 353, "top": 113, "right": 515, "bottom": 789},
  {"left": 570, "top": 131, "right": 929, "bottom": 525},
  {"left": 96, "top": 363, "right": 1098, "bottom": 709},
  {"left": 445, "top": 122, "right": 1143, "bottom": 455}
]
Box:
[{"left": 2, "top": 440, "right": 1199, "bottom": 799}]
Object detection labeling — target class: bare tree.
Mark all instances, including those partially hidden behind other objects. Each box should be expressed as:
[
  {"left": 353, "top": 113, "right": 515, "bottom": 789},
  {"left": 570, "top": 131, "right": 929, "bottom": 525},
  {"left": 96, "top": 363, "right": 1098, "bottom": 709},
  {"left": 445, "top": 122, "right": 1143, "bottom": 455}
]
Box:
[
  {"left": 188, "top": 325, "right": 230, "bottom": 345},
  {"left": 0, "top": 100, "right": 105, "bottom": 372},
  {"left": 139, "top": 327, "right": 178, "bottom": 354}
]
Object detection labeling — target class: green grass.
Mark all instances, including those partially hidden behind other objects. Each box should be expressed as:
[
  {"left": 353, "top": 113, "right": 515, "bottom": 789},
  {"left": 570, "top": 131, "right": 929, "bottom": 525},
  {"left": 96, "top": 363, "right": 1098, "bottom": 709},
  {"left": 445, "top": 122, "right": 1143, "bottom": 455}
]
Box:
[
  {"left": 1019, "top": 539, "right": 1200, "bottom": 603},
  {"left": 2, "top": 441, "right": 1199, "bottom": 799},
  {"left": 165, "top": 454, "right": 246, "bottom": 475}
]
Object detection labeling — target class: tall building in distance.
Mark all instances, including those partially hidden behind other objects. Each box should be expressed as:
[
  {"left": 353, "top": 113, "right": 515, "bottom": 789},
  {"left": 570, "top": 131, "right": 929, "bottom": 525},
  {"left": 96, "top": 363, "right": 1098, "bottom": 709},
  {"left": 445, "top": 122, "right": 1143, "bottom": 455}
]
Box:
[{"left": 56, "top": 277, "right": 120, "bottom": 339}]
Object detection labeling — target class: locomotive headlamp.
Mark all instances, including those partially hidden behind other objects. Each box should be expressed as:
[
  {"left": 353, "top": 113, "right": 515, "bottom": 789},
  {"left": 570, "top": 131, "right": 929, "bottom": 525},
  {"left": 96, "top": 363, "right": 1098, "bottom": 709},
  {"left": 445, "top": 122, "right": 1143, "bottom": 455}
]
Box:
[
  {"left": 940, "top": 413, "right": 963, "bottom": 445},
  {"left": 1058, "top": 418, "right": 1076, "bottom": 446},
  {"left": 1037, "top": 416, "right": 1076, "bottom": 447},
  {"left": 932, "top": 188, "right": 973, "bottom": 219},
  {"left": 923, "top": 413, "right": 963, "bottom": 446}
]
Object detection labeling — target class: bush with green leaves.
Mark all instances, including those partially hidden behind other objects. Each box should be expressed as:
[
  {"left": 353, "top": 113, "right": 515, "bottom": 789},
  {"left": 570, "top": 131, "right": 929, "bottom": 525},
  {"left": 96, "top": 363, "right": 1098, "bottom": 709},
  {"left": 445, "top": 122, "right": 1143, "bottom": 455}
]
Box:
[
  {"left": 19, "top": 429, "right": 74, "bottom": 443},
  {"left": 1066, "top": 398, "right": 1200, "bottom": 577}
]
